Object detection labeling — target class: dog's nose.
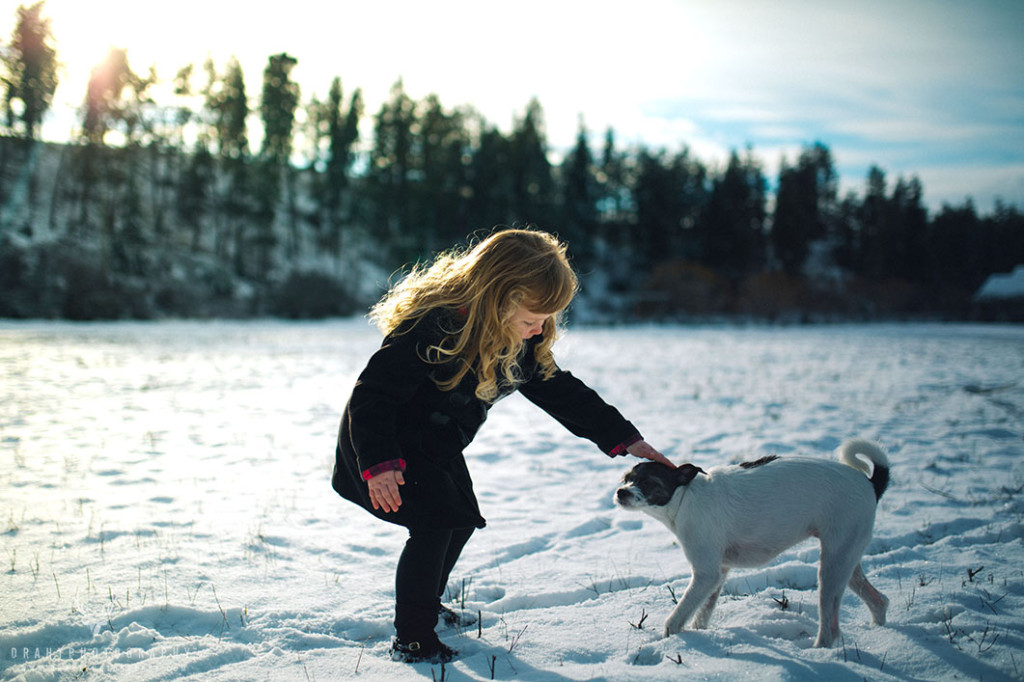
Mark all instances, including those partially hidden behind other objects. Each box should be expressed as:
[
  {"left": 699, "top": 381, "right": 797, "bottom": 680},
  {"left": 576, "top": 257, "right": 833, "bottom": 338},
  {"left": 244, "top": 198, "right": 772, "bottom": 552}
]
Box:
[{"left": 615, "top": 488, "right": 629, "bottom": 501}]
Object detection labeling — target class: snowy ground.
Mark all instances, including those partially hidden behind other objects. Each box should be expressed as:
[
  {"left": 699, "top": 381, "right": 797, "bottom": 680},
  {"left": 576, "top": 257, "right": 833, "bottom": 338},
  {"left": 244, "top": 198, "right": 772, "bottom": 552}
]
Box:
[{"left": 1, "top": 320, "right": 1022, "bottom": 682}]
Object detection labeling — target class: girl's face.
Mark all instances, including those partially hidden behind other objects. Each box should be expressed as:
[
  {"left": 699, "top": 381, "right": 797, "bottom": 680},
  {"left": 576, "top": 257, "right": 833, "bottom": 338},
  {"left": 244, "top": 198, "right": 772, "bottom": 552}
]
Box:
[{"left": 510, "top": 306, "right": 551, "bottom": 340}]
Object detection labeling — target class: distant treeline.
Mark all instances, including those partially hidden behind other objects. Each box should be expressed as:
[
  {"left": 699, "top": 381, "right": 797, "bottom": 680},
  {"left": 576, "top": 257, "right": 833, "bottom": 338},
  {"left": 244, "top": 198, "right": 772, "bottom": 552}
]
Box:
[{"left": 1, "top": 2, "right": 1022, "bottom": 321}]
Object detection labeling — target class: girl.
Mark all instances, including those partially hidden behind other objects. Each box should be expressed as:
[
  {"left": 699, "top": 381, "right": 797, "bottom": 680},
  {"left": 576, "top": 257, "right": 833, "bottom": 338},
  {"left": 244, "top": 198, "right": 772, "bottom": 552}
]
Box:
[{"left": 332, "top": 228, "right": 673, "bottom": 663}]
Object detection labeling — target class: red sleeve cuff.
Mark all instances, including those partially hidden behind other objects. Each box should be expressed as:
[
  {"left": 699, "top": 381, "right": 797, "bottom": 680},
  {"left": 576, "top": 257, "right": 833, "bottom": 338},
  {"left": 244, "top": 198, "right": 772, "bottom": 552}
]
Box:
[
  {"left": 608, "top": 433, "right": 643, "bottom": 457},
  {"left": 361, "top": 458, "right": 407, "bottom": 480}
]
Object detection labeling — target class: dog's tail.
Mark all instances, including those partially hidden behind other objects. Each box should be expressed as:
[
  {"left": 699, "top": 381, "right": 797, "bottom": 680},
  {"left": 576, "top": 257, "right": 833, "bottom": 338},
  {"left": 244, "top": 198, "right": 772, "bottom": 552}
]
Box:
[{"left": 838, "top": 439, "right": 890, "bottom": 501}]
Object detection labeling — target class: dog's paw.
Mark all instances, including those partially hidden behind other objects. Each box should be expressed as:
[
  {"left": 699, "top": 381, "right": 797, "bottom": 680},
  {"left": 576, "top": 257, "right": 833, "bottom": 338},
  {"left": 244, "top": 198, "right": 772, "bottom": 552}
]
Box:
[
  {"left": 663, "top": 615, "right": 687, "bottom": 639},
  {"left": 872, "top": 593, "right": 889, "bottom": 625}
]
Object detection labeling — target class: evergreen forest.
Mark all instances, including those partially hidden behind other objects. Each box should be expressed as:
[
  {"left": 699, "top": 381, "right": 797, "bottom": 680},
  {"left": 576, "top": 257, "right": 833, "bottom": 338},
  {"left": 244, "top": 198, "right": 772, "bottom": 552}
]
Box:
[{"left": 2, "top": 2, "right": 1022, "bottom": 321}]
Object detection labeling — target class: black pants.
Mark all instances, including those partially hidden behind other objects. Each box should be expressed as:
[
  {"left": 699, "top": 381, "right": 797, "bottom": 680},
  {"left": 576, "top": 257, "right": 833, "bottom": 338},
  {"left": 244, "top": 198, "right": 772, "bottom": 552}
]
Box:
[{"left": 393, "top": 526, "right": 474, "bottom": 640}]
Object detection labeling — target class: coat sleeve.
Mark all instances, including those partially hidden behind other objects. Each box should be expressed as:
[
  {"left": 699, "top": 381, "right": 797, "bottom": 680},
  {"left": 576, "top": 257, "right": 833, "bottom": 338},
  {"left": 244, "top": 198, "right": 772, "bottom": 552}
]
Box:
[
  {"left": 345, "top": 323, "right": 440, "bottom": 472},
  {"left": 517, "top": 360, "right": 641, "bottom": 456}
]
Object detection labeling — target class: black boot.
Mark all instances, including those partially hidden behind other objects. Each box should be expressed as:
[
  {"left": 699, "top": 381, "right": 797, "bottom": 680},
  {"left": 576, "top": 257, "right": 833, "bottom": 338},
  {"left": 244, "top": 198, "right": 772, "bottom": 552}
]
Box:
[
  {"left": 439, "top": 603, "right": 478, "bottom": 629},
  {"left": 390, "top": 635, "right": 457, "bottom": 664},
  {"left": 394, "top": 600, "right": 458, "bottom": 663}
]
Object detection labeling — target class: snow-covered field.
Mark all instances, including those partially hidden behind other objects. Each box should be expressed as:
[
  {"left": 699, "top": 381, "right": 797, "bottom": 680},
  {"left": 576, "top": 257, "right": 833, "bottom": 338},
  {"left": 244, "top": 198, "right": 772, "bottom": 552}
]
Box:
[{"left": 1, "top": 320, "right": 1022, "bottom": 681}]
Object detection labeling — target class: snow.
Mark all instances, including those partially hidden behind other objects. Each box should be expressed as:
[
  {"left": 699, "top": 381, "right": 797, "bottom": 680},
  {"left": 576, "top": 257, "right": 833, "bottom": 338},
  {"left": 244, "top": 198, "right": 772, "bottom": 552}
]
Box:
[
  {"left": 976, "top": 265, "right": 1024, "bottom": 300},
  {"left": 1, "top": 320, "right": 1023, "bottom": 681}
]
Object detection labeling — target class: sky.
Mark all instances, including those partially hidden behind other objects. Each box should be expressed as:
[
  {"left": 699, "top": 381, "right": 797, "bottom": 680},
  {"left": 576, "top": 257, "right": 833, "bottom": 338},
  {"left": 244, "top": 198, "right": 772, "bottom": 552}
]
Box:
[{"left": 6, "top": 0, "right": 1023, "bottom": 212}]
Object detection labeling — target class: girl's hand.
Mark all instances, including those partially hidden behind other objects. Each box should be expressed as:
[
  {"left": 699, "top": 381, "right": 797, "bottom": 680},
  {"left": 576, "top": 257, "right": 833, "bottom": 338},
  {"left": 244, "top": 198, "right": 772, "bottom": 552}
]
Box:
[
  {"left": 367, "top": 469, "right": 405, "bottom": 513},
  {"left": 626, "top": 440, "right": 675, "bottom": 468}
]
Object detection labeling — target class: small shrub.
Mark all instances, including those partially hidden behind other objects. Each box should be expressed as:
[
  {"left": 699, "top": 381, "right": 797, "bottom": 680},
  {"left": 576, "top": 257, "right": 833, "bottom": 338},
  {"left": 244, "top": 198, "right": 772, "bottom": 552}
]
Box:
[
  {"left": 737, "top": 271, "right": 804, "bottom": 320},
  {"left": 640, "top": 260, "right": 730, "bottom": 317},
  {"left": 0, "top": 239, "right": 30, "bottom": 317},
  {"left": 269, "top": 271, "right": 357, "bottom": 319}
]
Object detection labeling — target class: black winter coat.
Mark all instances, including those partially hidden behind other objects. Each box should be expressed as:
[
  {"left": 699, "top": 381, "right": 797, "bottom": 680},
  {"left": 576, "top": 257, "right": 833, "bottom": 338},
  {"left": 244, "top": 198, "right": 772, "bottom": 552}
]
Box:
[{"left": 331, "top": 308, "right": 640, "bottom": 529}]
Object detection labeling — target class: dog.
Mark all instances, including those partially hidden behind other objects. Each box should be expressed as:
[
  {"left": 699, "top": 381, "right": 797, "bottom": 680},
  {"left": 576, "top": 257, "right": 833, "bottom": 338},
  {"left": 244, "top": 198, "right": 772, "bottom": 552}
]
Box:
[{"left": 614, "top": 439, "right": 890, "bottom": 647}]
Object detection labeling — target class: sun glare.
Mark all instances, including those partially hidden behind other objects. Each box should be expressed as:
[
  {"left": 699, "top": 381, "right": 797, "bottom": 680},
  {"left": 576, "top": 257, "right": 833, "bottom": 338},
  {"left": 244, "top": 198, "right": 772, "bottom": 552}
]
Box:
[
  {"left": 31, "top": 0, "right": 248, "bottom": 137},
  {"left": 57, "top": 4, "right": 195, "bottom": 77}
]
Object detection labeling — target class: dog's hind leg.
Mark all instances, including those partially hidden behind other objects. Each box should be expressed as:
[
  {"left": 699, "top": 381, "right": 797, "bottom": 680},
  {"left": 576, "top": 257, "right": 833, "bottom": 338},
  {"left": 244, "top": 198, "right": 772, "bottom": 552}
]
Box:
[
  {"left": 849, "top": 563, "right": 888, "bottom": 625},
  {"left": 664, "top": 564, "right": 724, "bottom": 637},
  {"left": 815, "top": 547, "right": 859, "bottom": 647},
  {"left": 692, "top": 568, "right": 729, "bottom": 629}
]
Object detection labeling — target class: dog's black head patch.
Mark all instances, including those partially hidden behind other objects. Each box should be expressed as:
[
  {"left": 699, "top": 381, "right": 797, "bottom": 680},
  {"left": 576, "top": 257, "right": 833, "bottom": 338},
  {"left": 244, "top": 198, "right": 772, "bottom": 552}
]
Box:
[{"left": 620, "top": 462, "right": 704, "bottom": 506}]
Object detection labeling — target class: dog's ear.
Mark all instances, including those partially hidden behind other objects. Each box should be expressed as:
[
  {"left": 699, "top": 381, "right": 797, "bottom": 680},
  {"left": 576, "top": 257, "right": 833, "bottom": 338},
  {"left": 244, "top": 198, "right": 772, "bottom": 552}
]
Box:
[{"left": 676, "top": 463, "right": 705, "bottom": 486}]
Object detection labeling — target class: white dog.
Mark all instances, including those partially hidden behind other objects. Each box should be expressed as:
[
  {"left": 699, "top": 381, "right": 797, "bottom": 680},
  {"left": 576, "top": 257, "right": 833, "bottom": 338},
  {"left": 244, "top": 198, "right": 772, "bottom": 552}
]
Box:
[{"left": 614, "top": 439, "right": 890, "bottom": 647}]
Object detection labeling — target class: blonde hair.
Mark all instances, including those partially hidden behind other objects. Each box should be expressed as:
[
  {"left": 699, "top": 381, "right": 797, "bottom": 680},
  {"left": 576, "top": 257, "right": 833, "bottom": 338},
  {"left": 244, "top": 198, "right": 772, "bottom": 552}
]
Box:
[{"left": 369, "top": 228, "right": 579, "bottom": 401}]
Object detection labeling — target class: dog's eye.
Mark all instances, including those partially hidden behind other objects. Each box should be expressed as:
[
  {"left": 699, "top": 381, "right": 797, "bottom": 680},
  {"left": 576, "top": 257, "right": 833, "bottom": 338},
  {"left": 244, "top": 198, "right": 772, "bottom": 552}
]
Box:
[
  {"left": 635, "top": 478, "right": 673, "bottom": 505},
  {"left": 638, "top": 480, "right": 661, "bottom": 495}
]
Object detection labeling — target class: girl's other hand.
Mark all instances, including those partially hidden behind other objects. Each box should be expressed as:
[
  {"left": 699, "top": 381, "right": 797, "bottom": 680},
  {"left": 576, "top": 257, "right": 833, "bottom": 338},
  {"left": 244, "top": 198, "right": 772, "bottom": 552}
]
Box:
[
  {"left": 626, "top": 440, "right": 675, "bottom": 468},
  {"left": 367, "top": 469, "right": 405, "bottom": 512}
]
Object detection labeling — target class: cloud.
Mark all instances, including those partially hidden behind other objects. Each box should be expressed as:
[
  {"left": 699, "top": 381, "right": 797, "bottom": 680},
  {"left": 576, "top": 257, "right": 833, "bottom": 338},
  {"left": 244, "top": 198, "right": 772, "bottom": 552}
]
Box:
[{"left": 913, "top": 163, "right": 1024, "bottom": 210}]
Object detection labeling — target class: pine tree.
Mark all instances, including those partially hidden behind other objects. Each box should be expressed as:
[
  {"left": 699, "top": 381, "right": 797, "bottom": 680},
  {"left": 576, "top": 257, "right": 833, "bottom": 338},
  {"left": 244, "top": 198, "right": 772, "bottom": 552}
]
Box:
[
  {"left": 465, "top": 121, "right": 511, "bottom": 234},
  {"left": 596, "top": 127, "right": 631, "bottom": 253},
  {"left": 179, "top": 139, "right": 213, "bottom": 251},
  {"left": 508, "top": 98, "right": 555, "bottom": 228},
  {"left": 929, "top": 201, "right": 980, "bottom": 290},
  {"left": 255, "top": 52, "right": 300, "bottom": 271},
  {"left": 415, "top": 94, "right": 471, "bottom": 251},
  {"left": 984, "top": 202, "right": 1024, "bottom": 277},
  {"left": 886, "top": 176, "right": 928, "bottom": 281},
  {"left": 70, "top": 47, "right": 152, "bottom": 266},
  {"left": 560, "top": 117, "right": 598, "bottom": 263},
  {"left": 857, "top": 165, "right": 888, "bottom": 278},
  {"left": 632, "top": 146, "right": 707, "bottom": 268},
  {"left": 368, "top": 78, "right": 416, "bottom": 251},
  {"left": 81, "top": 48, "right": 132, "bottom": 146},
  {"left": 700, "top": 148, "right": 766, "bottom": 278},
  {"left": 204, "top": 57, "right": 250, "bottom": 273},
  {"left": 771, "top": 143, "right": 837, "bottom": 276},
  {"left": 309, "top": 77, "right": 362, "bottom": 257},
  {"left": 1, "top": 1, "right": 58, "bottom": 140},
  {"left": 633, "top": 148, "right": 676, "bottom": 268},
  {"left": 207, "top": 57, "right": 249, "bottom": 161}
]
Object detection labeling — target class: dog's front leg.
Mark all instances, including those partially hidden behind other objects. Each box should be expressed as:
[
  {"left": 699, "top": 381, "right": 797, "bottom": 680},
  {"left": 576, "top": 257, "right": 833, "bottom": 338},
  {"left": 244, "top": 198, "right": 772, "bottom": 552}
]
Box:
[
  {"left": 692, "top": 567, "right": 729, "bottom": 629},
  {"left": 664, "top": 566, "right": 724, "bottom": 637}
]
